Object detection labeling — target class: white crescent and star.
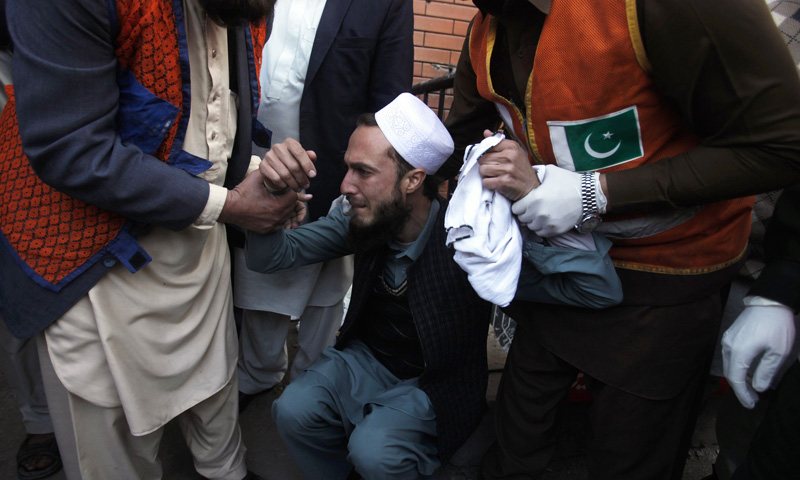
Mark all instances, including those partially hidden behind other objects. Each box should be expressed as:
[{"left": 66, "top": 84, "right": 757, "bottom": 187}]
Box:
[{"left": 584, "top": 132, "right": 621, "bottom": 159}]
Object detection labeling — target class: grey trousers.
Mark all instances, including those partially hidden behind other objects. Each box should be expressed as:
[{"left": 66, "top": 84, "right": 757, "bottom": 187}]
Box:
[
  {"left": 0, "top": 316, "right": 53, "bottom": 434},
  {"left": 237, "top": 300, "right": 343, "bottom": 394},
  {"left": 272, "top": 342, "right": 440, "bottom": 480}
]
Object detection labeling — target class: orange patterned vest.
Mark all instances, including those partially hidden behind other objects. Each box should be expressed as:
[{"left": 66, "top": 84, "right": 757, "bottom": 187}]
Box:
[
  {"left": 468, "top": 0, "right": 753, "bottom": 274},
  {"left": 0, "top": 0, "right": 266, "bottom": 292}
]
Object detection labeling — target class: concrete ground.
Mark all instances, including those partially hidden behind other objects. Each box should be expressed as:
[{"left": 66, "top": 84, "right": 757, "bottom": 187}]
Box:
[{"left": 0, "top": 327, "right": 719, "bottom": 479}]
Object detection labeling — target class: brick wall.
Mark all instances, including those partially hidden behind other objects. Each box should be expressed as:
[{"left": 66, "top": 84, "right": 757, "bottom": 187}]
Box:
[{"left": 413, "top": 0, "right": 478, "bottom": 116}]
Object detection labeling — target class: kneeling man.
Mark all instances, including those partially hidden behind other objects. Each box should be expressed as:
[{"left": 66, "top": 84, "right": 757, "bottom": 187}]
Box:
[{"left": 248, "top": 93, "right": 491, "bottom": 479}]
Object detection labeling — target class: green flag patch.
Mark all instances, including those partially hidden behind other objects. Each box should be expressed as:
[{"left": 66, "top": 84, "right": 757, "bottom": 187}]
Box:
[{"left": 547, "top": 106, "right": 644, "bottom": 172}]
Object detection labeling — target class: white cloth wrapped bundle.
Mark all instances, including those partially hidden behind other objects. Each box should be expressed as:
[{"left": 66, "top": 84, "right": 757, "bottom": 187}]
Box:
[{"left": 445, "top": 133, "right": 522, "bottom": 307}]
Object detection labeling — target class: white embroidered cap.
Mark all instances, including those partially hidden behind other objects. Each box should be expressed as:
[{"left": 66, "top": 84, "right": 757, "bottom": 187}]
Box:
[{"left": 375, "top": 92, "right": 454, "bottom": 174}]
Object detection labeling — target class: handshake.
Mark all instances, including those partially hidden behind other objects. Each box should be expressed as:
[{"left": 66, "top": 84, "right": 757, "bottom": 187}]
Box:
[{"left": 218, "top": 138, "right": 317, "bottom": 234}]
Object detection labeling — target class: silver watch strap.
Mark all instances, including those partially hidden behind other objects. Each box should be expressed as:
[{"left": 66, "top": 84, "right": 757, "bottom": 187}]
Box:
[{"left": 581, "top": 172, "right": 598, "bottom": 215}]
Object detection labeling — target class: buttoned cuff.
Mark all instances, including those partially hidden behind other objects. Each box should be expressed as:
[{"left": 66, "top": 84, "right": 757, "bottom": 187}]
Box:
[{"left": 193, "top": 183, "right": 228, "bottom": 228}]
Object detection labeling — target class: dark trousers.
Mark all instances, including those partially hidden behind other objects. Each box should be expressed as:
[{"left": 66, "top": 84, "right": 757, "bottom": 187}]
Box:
[
  {"left": 482, "top": 297, "right": 721, "bottom": 480},
  {"left": 733, "top": 360, "right": 800, "bottom": 480}
]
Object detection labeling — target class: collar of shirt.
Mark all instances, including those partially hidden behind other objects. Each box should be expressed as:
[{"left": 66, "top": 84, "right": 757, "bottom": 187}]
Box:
[
  {"left": 381, "top": 200, "right": 440, "bottom": 289},
  {"left": 387, "top": 200, "right": 440, "bottom": 262}
]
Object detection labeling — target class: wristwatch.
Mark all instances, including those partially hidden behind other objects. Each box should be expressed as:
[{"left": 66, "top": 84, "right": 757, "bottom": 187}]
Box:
[{"left": 575, "top": 172, "right": 602, "bottom": 234}]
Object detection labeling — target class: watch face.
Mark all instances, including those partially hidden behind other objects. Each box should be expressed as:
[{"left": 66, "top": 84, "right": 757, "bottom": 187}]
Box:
[{"left": 577, "top": 215, "right": 602, "bottom": 234}]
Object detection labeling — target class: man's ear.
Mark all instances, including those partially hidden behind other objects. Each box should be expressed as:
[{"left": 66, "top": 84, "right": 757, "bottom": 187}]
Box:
[{"left": 402, "top": 168, "right": 427, "bottom": 194}]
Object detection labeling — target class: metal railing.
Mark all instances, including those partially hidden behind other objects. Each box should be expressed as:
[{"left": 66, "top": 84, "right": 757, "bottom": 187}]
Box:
[{"left": 411, "top": 73, "right": 455, "bottom": 120}]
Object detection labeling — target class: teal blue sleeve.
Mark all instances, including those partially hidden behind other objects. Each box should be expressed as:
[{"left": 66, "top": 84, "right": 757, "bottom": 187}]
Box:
[
  {"left": 245, "top": 205, "right": 354, "bottom": 273},
  {"left": 515, "top": 233, "right": 623, "bottom": 309}
]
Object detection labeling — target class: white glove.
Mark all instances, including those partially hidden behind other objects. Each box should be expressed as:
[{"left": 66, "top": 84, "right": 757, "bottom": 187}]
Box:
[
  {"left": 511, "top": 164, "right": 582, "bottom": 237},
  {"left": 722, "top": 300, "right": 796, "bottom": 409}
]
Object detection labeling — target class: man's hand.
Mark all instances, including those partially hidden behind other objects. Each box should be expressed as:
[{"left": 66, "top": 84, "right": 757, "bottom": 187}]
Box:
[
  {"left": 510, "top": 164, "right": 583, "bottom": 237},
  {"left": 260, "top": 138, "right": 318, "bottom": 193},
  {"left": 283, "top": 199, "right": 308, "bottom": 230},
  {"left": 219, "top": 170, "right": 312, "bottom": 234},
  {"left": 478, "top": 130, "right": 540, "bottom": 201},
  {"left": 722, "top": 303, "right": 796, "bottom": 408}
]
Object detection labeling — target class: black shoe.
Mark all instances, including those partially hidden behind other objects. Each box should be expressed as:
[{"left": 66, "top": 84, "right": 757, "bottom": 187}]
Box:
[
  {"left": 238, "top": 387, "right": 274, "bottom": 413},
  {"left": 204, "top": 470, "right": 265, "bottom": 480},
  {"left": 242, "top": 471, "right": 265, "bottom": 480},
  {"left": 16, "top": 433, "right": 63, "bottom": 480},
  {"left": 238, "top": 391, "right": 257, "bottom": 413}
]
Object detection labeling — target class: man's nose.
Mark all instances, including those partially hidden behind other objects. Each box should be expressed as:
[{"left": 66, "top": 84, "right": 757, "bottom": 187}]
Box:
[{"left": 340, "top": 171, "right": 357, "bottom": 195}]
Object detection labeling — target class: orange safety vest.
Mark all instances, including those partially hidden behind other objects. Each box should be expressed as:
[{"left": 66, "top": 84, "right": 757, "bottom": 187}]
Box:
[
  {"left": 0, "top": 0, "right": 266, "bottom": 290},
  {"left": 468, "top": 0, "right": 753, "bottom": 275}
]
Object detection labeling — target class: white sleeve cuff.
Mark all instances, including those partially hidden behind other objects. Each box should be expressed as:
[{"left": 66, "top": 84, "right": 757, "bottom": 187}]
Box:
[
  {"left": 193, "top": 184, "right": 228, "bottom": 229},
  {"left": 511, "top": 187, "right": 536, "bottom": 220},
  {"left": 594, "top": 172, "right": 608, "bottom": 214},
  {"left": 743, "top": 295, "right": 791, "bottom": 309},
  {"left": 510, "top": 165, "right": 546, "bottom": 221},
  {"left": 247, "top": 154, "right": 261, "bottom": 176}
]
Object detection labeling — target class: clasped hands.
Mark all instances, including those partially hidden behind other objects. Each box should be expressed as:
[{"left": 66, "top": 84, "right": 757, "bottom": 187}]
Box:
[
  {"left": 477, "top": 129, "right": 584, "bottom": 237},
  {"left": 219, "top": 138, "right": 317, "bottom": 234}
]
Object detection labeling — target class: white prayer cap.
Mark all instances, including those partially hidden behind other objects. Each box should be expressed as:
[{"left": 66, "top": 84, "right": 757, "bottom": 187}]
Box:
[{"left": 375, "top": 92, "right": 454, "bottom": 175}]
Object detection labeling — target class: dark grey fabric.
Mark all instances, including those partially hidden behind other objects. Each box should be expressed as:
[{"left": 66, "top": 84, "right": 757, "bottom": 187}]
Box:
[
  {"left": 738, "top": 0, "right": 800, "bottom": 281},
  {"left": 749, "top": 184, "right": 800, "bottom": 312},
  {"left": 732, "top": 361, "right": 800, "bottom": 480}
]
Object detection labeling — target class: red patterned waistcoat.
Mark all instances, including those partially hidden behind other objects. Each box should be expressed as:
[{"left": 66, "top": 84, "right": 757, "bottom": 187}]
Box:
[{"left": 0, "top": 0, "right": 266, "bottom": 336}]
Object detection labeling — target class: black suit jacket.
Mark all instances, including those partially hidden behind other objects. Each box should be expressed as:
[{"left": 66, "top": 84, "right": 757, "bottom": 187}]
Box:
[
  {"left": 749, "top": 184, "right": 800, "bottom": 309},
  {"left": 299, "top": 0, "right": 413, "bottom": 220}
]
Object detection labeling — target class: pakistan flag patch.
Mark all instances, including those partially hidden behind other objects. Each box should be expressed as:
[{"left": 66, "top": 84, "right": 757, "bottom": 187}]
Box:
[{"left": 547, "top": 106, "right": 644, "bottom": 172}]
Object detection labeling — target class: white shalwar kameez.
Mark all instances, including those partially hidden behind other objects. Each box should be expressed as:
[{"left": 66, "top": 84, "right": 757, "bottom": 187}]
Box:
[{"left": 37, "top": 1, "right": 260, "bottom": 478}]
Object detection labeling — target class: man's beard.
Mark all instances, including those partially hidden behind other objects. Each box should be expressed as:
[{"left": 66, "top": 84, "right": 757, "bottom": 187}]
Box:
[
  {"left": 198, "top": 0, "right": 275, "bottom": 26},
  {"left": 346, "top": 190, "right": 412, "bottom": 254}
]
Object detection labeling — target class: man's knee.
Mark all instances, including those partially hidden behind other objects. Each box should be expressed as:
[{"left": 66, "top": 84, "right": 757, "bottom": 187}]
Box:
[
  {"left": 348, "top": 437, "right": 405, "bottom": 478},
  {"left": 348, "top": 427, "right": 430, "bottom": 479},
  {"left": 271, "top": 379, "right": 331, "bottom": 437}
]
